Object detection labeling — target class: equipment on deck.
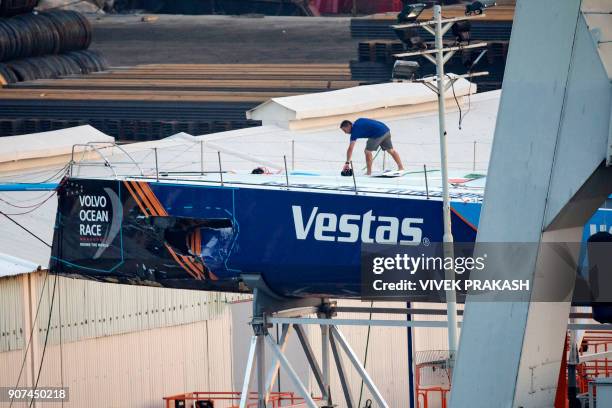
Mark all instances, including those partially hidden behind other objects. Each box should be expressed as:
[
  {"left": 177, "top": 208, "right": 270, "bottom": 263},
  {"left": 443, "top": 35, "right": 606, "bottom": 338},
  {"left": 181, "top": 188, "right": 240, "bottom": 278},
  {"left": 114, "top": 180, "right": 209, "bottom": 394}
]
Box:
[{"left": 340, "top": 167, "right": 353, "bottom": 177}]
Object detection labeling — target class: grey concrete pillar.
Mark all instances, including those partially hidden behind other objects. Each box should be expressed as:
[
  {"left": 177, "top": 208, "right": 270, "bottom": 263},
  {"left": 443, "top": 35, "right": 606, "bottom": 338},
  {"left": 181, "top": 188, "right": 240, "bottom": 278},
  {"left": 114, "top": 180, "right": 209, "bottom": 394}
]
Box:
[{"left": 450, "top": 0, "right": 612, "bottom": 406}]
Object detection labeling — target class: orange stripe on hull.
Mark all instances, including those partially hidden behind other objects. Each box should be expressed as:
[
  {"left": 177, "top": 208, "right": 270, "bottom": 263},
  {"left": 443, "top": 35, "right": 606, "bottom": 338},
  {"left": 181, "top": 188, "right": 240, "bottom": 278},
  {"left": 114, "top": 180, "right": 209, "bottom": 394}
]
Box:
[
  {"left": 138, "top": 182, "right": 168, "bottom": 216},
  {"left": 164, "top": 243, "right": 200, "bottom": 280},
  {"left": 129, "top": 181, "right": 158, "bottom": 216},
  {"left": 181, "top": 255, "right": 205, "bottom": 280},
  {"left": 450, "top": 207, "right": 478, "bottom": 232},
  {"left": 123, "top": 181, "right": 149, "bottom": 216}
]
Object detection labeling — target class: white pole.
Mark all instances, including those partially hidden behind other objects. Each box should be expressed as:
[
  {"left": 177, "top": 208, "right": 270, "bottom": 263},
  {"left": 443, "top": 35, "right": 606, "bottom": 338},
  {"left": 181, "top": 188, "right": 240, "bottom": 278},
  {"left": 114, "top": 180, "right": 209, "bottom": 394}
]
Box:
[
  {"left": 321, "top": 325, "right": 331, "bottom": 403},
  {"left": 200, "top": 140, "right": 204, "bottom": 175},
  {"left": 291, "top": 139, "right": 295, "bottom": 171},
  {"left": 434, "top": 4, "right": 458, "bottom": 366}
]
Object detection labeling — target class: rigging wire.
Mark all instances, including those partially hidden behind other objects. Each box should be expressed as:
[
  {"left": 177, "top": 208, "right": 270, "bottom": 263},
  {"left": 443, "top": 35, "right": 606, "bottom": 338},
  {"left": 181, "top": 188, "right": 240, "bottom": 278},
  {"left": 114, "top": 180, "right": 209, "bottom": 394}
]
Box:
[
  {"left": 0, "top": 209, "right": 53, "bottom": 248},
  {"left": 0, "top": 164, "right": 67, "bottom": 211},
  {"left": 357, "top": 301, "right": 374, "bottom": 408},
  {"left": 446, "top": 74, "right": 463, "bottom": 130},
  {"left": 4, "top": 179, "right": 60, "bottom": 407},
  {"left": 463, "top": 80, "right": 474, "bottom": 124},
  {"left": 58, "top": 277, "right": 64, "bottom": 408},
  {"left": 361, "top": 147, "right": 382, "bottom": 172},
  {"left": 0, "top": 163, "right": 69, "bottom": 186},
  {"left": 0, "top": 190, "right": 56, "bottom": 204},
  {"left": 36, "top": 163, "right": 71, "bottom": 184},
  {"left": 0, "top": 192, "right": 56, "bottom": 216},
  {"left": 3, "top": 178, "right": 67, "bottom": 407},
  {"left": 9, "top": 270, "right": 50, "bottom": 408},
  {"left": 29, "top": 273, "right": 59, "bottom": 408},
  {"left": 0, "top": 195, "right": 54, "bottom": 209}
]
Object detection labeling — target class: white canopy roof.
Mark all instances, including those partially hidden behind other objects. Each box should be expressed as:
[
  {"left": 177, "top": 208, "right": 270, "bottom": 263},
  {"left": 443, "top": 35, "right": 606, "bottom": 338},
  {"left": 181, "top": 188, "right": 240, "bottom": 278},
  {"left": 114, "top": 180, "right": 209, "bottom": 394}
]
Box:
[
  {"left": 247, "top": 79, "right": 476, "bottom": 129},
  {"left": 0, "top": 252, "right": 41, "bottom": 278},
  {"left": 0, "top": 125, "right": 114, "bottom": 164}
]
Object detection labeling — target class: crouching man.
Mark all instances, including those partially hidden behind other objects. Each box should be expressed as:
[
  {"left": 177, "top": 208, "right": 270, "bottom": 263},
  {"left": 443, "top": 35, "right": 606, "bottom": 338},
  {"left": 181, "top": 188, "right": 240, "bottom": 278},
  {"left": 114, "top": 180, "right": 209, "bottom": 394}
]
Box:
[{"left": 340, "top": 118, "right": 404, "bottom": 176}]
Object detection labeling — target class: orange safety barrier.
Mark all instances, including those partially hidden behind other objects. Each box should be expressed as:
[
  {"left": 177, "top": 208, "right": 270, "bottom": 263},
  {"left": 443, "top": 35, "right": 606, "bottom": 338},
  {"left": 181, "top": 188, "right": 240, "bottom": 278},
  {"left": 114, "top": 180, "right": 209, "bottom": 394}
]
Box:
[
  {"left": 417, "top": 387, "right": 449, "bottom": 408},
  {"left": 415, "top": 351, "right": 451, "bottom": 408},
  {"left": 576, "top": 330, "right": 612, "bottom": 397},
  {"left": 163, "top": 391, "right": 322, "bottom": 408}
]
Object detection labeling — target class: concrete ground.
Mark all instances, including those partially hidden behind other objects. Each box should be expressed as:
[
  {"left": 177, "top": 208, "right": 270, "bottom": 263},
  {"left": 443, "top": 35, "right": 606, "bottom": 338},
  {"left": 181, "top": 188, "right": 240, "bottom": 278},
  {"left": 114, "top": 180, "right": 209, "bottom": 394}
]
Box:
[{"left": 89, "top": 14, "right": 359, "bottom": 66}]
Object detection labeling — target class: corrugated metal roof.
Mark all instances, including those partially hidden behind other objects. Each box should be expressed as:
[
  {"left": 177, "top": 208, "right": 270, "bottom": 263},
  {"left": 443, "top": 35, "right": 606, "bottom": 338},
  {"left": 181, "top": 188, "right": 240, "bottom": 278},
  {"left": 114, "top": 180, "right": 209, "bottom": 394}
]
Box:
[{"left": 0, "top": 252, "right": 40, "bottom": 278}]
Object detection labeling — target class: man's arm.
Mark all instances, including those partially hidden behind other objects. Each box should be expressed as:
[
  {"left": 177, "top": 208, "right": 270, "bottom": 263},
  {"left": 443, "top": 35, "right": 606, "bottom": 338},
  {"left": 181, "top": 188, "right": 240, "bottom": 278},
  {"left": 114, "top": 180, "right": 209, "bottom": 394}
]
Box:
[{"left": 345, "top": 141, "right": 356, "bottom": 165}]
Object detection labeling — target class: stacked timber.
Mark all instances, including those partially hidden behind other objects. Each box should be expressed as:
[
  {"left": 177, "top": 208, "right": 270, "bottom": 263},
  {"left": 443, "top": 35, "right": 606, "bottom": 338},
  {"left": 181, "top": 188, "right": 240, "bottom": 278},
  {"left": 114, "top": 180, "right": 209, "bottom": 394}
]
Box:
[{"left": 0, "top": 63, "right": 357, "bottom": 140}]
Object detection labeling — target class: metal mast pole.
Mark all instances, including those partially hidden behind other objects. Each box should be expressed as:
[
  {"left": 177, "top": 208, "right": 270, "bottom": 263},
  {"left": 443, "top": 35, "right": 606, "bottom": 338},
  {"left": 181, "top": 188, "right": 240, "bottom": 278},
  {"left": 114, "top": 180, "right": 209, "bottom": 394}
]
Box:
[{"left": 433, "top": 4, "right": 458, "bottom": 366}]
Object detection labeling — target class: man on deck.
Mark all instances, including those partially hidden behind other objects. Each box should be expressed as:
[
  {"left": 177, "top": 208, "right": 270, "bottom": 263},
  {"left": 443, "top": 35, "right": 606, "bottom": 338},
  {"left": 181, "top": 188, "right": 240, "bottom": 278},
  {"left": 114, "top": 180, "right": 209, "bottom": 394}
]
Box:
[{"left": 340, "top": 118, "right": 404, "bottom": 176}]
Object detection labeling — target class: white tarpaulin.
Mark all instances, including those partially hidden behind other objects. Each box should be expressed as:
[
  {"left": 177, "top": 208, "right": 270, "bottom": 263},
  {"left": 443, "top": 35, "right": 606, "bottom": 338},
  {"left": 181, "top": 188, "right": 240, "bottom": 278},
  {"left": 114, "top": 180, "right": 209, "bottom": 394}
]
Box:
[{"left": 0, "top": 125, "right": 114, "bottom": 164}]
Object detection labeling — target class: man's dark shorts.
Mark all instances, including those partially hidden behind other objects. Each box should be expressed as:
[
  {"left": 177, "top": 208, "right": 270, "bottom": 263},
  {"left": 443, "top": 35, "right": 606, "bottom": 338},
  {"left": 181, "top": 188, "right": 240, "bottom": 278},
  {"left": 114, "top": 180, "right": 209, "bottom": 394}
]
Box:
[{"left": 365, "top": 131, "right": 393, "bottom": 151}]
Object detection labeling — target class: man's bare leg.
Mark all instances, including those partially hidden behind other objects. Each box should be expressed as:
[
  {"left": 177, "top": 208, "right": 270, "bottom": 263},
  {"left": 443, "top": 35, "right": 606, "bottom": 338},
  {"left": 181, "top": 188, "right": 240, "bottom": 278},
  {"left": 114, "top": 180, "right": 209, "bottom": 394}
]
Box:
[
  {"left": 387, "top": 149, "right": 404, "bottom": 171},
  {"left": 364, "top": 150, "right": 374, "bottom": 175}
]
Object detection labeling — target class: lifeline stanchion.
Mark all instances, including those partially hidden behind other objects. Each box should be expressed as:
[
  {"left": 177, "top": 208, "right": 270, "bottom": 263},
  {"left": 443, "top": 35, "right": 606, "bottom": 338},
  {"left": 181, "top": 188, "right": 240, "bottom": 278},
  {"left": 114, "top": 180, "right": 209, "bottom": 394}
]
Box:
[
  {"left": 154, "top": 148, "right": 159, "bottom": 182},
  {"left": 283, "top": 155, "right": 290, "bottom": 188},
  {"left": 424, "top": 164, "right": 430, "bottom": 199},
  {"left": 218, "top": 151, "right": 224, "bottom": 186},
  {"left": 383, "top": 151, "right": 387, "bottom": 171},
  {"left": 291, "top": 140, "right": 295, "bottom": 171},
  {"left": 350, "top": 161, "right": 358, "bottom": 195},
  {"left": 200, "top": 141, "right": 204, "bottom": 175}
]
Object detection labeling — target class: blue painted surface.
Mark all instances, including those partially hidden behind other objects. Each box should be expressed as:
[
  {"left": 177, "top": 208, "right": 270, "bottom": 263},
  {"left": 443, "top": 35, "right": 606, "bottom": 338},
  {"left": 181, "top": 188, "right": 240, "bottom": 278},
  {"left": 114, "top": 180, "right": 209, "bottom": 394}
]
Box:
[
  {"left": 51, "top": 178, "right": 612, "bottom": 298},
  {"left": 0, "top": 183, "right": 58, "bottom": 191},
  {"left": 149, "top": 182, "right": 477, "bottom": 297}
]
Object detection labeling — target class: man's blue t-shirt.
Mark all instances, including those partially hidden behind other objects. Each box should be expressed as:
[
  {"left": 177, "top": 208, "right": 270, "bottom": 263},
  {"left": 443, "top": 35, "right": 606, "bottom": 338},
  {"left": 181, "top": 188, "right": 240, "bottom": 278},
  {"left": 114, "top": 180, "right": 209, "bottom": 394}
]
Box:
[{"left": 349, "top": 118, "right": 390, "bottom": 141}]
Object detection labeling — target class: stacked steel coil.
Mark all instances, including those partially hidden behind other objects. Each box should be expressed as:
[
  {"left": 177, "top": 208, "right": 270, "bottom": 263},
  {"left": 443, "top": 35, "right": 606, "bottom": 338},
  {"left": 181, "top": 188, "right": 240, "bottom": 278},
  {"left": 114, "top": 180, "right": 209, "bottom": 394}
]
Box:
[
  {"left": 0, "top": 9, "right": 105, "bottom": 84},
  {"left": 0, "top": 0, "right": 38, "bottom": 17},
  {"left": 0, "top": 50, "right": 108, "bottom": 83},
  {"left": 0, "top": 10, "right": 92, "bottom": 61}
]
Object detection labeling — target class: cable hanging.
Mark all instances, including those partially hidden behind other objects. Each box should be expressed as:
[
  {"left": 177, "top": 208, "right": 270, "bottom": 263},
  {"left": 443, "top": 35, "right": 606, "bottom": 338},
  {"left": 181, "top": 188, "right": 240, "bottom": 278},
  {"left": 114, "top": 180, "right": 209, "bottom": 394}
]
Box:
[
  {"left": 9, "top": 270, "right": 50, "bottom": 408},
  {"left": 29, "top": 273, "right": 59, "bottom": 408}
]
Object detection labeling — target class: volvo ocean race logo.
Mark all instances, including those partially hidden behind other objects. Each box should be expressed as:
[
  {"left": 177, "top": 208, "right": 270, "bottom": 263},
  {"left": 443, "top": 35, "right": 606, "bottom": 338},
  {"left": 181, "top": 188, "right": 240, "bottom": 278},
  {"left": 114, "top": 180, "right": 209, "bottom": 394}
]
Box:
[
  {"left": 292, "top": 206, "right": 423, "bottom": 244},
  {"left": 77, "top": 188, "right": 122, "bottom": 259}
]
